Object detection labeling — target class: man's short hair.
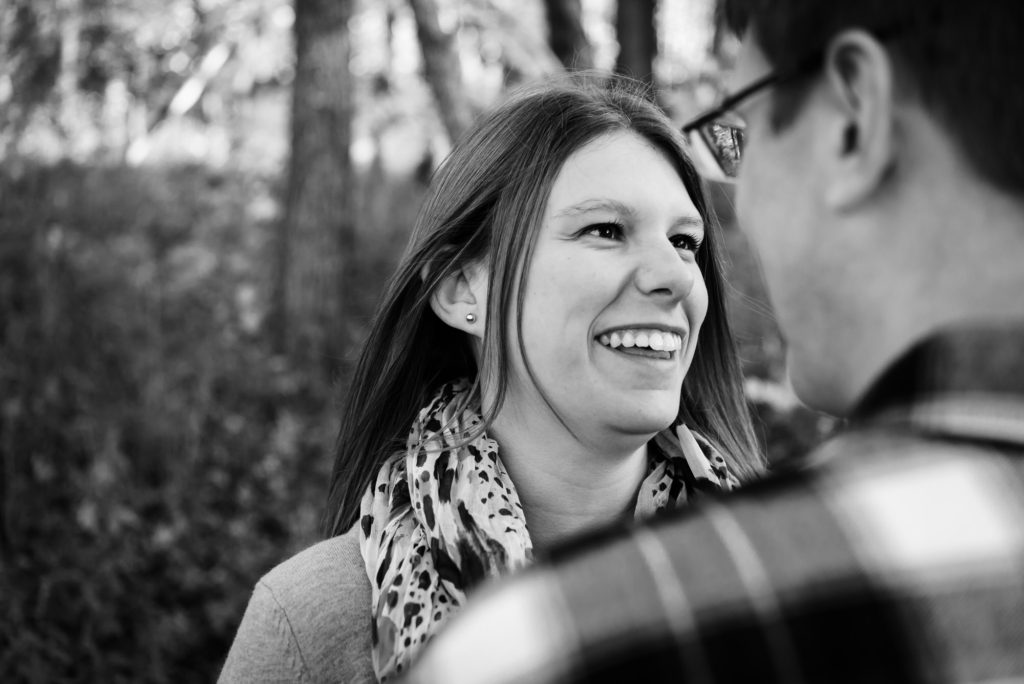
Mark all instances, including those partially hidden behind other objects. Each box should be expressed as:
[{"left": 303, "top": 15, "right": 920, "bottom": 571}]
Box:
[{"left": 720, "top": 0, "right": 1024, "bottom": 195}]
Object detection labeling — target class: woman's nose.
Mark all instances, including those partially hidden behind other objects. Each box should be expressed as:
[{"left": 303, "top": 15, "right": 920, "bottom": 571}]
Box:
[{"left": 633, "top": 240, "right": 698, "bottom": 300}]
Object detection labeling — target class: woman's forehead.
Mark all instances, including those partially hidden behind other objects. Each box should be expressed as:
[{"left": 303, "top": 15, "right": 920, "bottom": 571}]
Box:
[{"left": 545, "top": 131, "right": 699, "bottom": 221}]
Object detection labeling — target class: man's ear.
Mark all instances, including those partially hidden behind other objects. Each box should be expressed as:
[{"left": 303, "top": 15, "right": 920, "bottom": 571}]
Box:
[
  {"left": 428, "top": 261, "right": 488, "bottom": 339},
  {"left": 821, "top": 29, "right": 896, "bottom": 210}
]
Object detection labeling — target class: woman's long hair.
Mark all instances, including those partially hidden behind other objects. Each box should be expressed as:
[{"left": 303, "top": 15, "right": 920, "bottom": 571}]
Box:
[{"left": 324, "top": 76, "right": 764, "bottom": 537}]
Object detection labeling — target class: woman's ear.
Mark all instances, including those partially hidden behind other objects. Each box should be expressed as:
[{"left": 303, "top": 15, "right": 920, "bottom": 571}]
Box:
[{"left": 429, "top": 261, "right": 488, "bottom": 339}]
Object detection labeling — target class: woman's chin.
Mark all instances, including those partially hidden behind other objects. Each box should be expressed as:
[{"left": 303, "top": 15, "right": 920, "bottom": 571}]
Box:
[{"left": 602, "top": 406, "right": 678, "bottom": 439}]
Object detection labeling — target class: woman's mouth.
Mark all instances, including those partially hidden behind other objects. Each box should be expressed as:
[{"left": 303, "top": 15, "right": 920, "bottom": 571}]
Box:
[{"left": 596, "top": 328, "right": 684, "bottom": 361}]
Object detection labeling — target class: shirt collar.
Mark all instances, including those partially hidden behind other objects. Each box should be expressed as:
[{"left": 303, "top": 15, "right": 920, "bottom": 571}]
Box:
[{"left": 852, "top": 322, "right": 1024, "bottom": 446}]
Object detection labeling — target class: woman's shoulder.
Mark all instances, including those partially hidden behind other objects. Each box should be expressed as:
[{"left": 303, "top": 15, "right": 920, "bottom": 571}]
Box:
[
  {"left": 260, "top": 525, "right": 370, "bottom": 600},
  {"left": 219, "top": 526, "right": 375, "bottom": 683},
  {"left": 255, "top": 526, "right": 373, "bottom": 647}
]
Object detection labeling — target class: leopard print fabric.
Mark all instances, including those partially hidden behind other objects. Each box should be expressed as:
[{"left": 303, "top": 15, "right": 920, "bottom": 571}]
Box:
[{"left": 358, "top": 378, "right": 739, "bottom": 681}]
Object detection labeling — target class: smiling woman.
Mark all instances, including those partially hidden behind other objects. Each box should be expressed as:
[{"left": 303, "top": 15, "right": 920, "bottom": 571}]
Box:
[
  {"left": 219, "top": 75, "right": 765, "bottom": 684},
  {"left": 515, "top": 131, "right": 709, "bottom": 460}
]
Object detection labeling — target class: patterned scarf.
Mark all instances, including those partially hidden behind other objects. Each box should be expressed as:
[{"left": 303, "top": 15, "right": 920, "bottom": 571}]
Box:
[{"left": 359, "top": 379, "right": 739, "bottom": 681}]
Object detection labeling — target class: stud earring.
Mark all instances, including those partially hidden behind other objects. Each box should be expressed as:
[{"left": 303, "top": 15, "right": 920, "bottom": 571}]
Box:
[{"left": 465, "top": 313, "right": 476, "bottom": 323}]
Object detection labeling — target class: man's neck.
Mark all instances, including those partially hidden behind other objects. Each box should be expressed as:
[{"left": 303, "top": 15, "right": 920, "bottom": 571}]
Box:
[{"left": 845, "top": 172, "right": 1024, "bottom": 415}]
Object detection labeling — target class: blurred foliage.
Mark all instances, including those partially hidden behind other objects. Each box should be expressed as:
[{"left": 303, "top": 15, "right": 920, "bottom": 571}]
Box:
[
  {"left": 1, "top": 162, "right": 319, "bottom": 681},
  {"left": 0, "top": 159, "right": 426, "bottom": 681},
  {"left": 0, "top": 0, "right": 831, "bottom": 681}
]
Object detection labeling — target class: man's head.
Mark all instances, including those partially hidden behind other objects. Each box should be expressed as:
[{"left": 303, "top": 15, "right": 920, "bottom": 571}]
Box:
[{"left": 695, "top": 0, "right": 1024, "bottom": 414}]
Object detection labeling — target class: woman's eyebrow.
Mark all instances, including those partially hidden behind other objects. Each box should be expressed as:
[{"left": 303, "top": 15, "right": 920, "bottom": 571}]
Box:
[
  {"left": 672, "top": 216, "right": 705, "bottom": 231},
  {"left": 553, "top": 199, "right": 637, "bottom": 218},
  {"left": 553, "top": 199, "right": 705, "bottom": 230}
]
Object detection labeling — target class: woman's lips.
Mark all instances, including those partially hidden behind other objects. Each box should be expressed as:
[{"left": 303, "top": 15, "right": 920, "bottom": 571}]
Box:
[
  {"left": 595, "top": 327, "right": 685, "bottom": 361},
  {"left": 596, "top": 328, "right": 683, "bottom": 353}
]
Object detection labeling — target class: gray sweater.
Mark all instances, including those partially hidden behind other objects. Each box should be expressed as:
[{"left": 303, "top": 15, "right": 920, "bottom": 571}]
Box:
[{"left": 219, "top": 527, "right": 377, "bottom": 683}]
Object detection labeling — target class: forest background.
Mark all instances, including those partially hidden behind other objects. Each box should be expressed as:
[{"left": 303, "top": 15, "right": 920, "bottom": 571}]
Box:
[{"left": 0, "top": 0, "right": 834, "bottom": 681}]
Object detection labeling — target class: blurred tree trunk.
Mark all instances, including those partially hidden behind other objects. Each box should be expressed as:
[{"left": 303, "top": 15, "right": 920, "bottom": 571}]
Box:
[
  {"left": 408, "top": 0, "right": 473, "bottom": 143},
  {"left": 543, "top": 0, "right": 593, "bottom": 70},
  {"left": 1, "top": 0, "right": 61, "bottom": 155},
  {"left": 55, "top": 0, "right": 82, "bottom": 139},
  {"left": 276, "top": 0, "right": 355, "bottom": 368},
  {"left": 614, "top": 0, "right": 657, "bottom": 85}
]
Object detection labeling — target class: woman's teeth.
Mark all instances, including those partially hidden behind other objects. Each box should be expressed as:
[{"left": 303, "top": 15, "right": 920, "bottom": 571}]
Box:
[{"left": 597, "top": 329, "right": 683, "bottom": 352}]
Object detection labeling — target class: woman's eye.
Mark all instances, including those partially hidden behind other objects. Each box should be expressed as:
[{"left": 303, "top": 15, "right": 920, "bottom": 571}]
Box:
[
  {"left": 670, "top": 233, "right": 703, "bottom": 253},
  {"left": 583, "top": 222, "right": 624, "bottom": 240}
]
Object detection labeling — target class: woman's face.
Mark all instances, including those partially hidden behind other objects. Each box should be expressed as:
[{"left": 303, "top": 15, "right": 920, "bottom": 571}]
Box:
[{"left": 507, "top": 130, "right": 709, "bottom": 446}]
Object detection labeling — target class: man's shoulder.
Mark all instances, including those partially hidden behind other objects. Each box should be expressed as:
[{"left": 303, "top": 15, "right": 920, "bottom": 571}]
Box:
[
  {"left": 695, "top": 426, "right": 1024, "bottom": 597},
  {"left": 727, "top": 425, "right": 1024, "bottom": 522},
  {"left": 406, "top": 427, "right": 1024, "bottom": 684},
  {"left": 583, "top": 429, "right": 1023, "bottom": 681},
  {"left": 751, "top": 425, "right": 1022, "bottom": 497},
  {"left": 806, "top": 424, "right": 1012, "bottom": 466}
]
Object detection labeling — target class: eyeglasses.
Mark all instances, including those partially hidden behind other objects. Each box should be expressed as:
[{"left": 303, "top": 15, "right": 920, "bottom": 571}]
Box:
[
  {"left": 681, "top": 59, "right": 817, "bottom": 184},
  {"left": 679, "top": 73, "right": 778, "bottom": 184}
]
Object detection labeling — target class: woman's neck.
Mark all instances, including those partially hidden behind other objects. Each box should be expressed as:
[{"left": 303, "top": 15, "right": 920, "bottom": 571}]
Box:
[{"left": 488, "top": 410, "right": 651, "bottom": 553}]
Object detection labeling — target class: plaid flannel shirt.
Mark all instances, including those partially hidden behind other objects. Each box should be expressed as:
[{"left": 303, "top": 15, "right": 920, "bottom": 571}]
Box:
[{"left": 405, "top": 323, "right": 1024, "bottom": 684}]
